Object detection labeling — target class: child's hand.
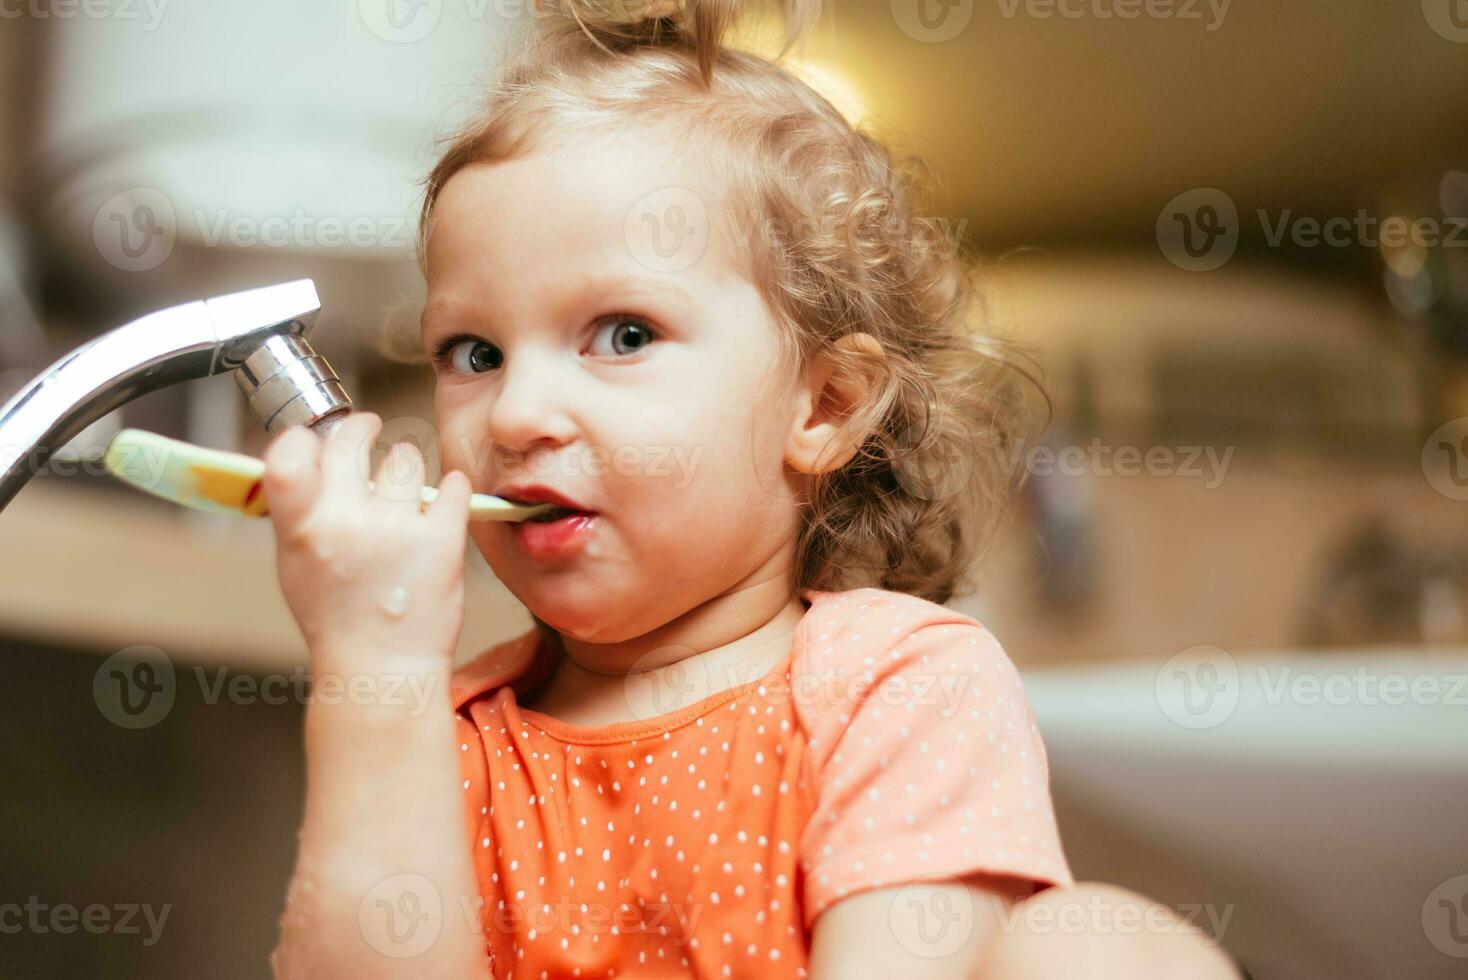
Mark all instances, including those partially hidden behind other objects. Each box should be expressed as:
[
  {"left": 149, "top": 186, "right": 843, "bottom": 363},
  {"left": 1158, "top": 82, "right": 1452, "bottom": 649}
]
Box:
[{"left": 260, "top": 411, "right": 473, "bottom": 671}]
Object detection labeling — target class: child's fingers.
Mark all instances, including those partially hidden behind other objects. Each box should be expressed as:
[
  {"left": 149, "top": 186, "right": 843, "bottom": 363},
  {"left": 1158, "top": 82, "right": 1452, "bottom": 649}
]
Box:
[
  {"left": 372, "top": 440, "right": 426, "bottom": 505},
  {"left": 320, "top": 411, "right": 382, "bottom": 500},
  {"left": 428, "top": 468, "right": 473, "bottom": 532},
  {"left": 261, "top": 425, "right": 323, "bottom": 531}
]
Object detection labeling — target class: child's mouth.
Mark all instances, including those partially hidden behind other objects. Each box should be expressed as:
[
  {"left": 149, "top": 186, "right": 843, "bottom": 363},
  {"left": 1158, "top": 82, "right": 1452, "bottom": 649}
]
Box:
[
  {"left": 494, "top": 486, "right": 597, "bottom": 558},
  {"left": 526, "top": 505, "right": 582, "bottom": 523},
  {"left": 512, "top": 509, "right": 597, "bottom": 559}
]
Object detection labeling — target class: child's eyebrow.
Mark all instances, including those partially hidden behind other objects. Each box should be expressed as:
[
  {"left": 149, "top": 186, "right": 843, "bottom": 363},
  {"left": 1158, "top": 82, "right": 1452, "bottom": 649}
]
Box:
[
  {"left": 555, "top": 272, "right": 695, "bottom": 316},
  {"left": 419, "top": 302, "right": 479, "bottom": 340},
  {"left": 422, "top": 274, "right": 695, "bottom": 339}
]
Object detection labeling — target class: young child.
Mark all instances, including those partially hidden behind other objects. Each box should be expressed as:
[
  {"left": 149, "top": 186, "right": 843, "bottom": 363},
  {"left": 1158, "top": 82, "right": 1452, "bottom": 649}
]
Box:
[{"left": 260, "top": 0, "right": 1241, "bottom": 976}]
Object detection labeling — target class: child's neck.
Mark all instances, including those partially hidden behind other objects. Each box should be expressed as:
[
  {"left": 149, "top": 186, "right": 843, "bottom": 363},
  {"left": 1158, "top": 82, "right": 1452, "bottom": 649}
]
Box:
[{"left": 522, "top": 581, "right": 809, "bottom": 728}]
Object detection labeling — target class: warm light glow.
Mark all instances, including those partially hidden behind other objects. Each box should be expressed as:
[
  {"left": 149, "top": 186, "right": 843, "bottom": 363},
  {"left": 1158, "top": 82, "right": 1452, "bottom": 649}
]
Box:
[
  {"left": 727, "top": 14, "right": 869, "bottom": 127},
  {"left": 784, "top": 60, "right": 869, "bottom": 128},
  {"left": 1378, "top": 215, "right": 1428, "bottom": 280}
]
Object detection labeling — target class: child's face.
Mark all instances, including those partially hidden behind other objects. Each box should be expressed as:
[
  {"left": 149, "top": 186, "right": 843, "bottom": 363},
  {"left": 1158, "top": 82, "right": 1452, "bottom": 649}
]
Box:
[{"left": 422, "top": 129, "right": 809, "bottom": 642}]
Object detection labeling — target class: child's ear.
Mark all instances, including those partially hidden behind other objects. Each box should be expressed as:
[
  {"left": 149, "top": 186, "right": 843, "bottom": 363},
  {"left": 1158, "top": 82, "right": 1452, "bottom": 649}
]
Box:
[{"left": 786, "top": 332, "right": 887, "bottom": 476}]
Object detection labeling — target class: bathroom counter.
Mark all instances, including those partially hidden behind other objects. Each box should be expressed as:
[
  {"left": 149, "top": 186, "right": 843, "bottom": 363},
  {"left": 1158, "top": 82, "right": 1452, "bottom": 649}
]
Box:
[{"left": 1025, "top": 649, "right": 1468, "bottom": 979}]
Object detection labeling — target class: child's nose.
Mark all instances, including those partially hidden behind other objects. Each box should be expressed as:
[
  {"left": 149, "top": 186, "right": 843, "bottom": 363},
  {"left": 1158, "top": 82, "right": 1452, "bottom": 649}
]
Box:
[{"left": 483, "top": 356, "right": 578, "bottom": 454}]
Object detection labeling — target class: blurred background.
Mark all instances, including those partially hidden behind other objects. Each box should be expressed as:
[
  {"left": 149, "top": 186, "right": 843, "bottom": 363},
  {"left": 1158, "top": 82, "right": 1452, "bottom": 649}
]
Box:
[{"left": 1, "top": 1, "right": 1467, "bottom": 977}]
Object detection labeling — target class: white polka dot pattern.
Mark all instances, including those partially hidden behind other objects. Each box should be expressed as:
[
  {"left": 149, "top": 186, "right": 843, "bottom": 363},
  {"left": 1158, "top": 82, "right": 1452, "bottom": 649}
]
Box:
[{"left": 447, "top": 586, "right": 1074, "bottom": 977}]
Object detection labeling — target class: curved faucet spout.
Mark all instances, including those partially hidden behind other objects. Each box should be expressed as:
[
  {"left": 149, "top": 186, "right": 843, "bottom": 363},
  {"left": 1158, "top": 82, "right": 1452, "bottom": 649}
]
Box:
[{"left": 0, "top": 279, "right": 344, "bottom": 514}]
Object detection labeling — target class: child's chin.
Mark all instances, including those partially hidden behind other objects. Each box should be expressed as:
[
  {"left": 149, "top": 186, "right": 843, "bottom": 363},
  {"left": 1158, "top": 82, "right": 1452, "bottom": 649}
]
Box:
[{"left": 515, "top": 585, "right": 613, "bottom": 640}]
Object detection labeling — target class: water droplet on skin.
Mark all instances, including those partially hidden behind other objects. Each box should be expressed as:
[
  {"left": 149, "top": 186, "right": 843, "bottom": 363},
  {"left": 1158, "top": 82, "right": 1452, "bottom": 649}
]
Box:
[{"left": 380, "top": 585, "right": 409, "bottom": 619}]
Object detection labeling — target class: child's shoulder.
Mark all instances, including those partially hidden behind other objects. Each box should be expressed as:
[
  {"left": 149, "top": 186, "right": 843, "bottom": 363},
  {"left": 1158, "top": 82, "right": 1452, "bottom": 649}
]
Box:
[
  {"left": 797, "top": 585, "right": 1004, "bottom": 668},
  {"left": 793, "top": 586, "right": 1033, "bottom": 755}
]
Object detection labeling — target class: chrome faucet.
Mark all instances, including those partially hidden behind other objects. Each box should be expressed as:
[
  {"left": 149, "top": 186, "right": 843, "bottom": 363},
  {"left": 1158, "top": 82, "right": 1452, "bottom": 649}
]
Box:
[{"left": 0, "top": 279, "right": 353, "bottom": 513}]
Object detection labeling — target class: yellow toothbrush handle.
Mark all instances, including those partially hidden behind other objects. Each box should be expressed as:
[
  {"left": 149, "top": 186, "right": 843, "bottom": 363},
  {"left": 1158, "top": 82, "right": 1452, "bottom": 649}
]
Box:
[{"left": 103, "top": 428, "right": 550, "bottom": 522}]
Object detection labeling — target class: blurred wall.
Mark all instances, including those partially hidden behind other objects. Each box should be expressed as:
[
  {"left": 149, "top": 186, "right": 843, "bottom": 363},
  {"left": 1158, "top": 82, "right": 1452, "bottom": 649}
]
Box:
[{"left": 0, "top": 17, "right": 35, "bottom": 194}]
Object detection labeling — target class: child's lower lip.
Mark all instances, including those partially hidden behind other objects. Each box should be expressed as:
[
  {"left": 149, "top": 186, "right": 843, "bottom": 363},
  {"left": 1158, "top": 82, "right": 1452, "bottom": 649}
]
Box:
[{"left": 512, "top": 511, "right": 597, "bottom": 560}]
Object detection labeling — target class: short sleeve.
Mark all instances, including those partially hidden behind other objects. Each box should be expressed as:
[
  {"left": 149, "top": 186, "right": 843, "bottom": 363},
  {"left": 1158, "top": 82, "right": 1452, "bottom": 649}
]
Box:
[{"left": 795, "top": 618, "right": 1073, "bottom": 925}]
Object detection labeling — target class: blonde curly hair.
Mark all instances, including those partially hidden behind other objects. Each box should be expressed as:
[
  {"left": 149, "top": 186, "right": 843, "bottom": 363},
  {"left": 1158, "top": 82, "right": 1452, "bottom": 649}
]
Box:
[{"left": 417, "top": 0, "right": 1051, "bottom": 606}]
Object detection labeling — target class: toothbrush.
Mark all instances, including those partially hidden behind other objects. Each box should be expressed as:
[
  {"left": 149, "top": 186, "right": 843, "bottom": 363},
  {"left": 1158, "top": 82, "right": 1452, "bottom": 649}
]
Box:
[{"left": 101, "top": 428, "right": 554, "bottom": 522}]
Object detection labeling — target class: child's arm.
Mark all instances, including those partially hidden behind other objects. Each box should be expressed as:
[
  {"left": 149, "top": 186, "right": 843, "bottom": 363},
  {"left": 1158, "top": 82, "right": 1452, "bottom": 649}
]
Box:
[
  {"left": 259, "top": 414, "right": 491, "bottom": 978},
  {"left": 809, "top": 871, "right": 1032, "bottom": 976},
  {"left": 273, "top": 658, "right": 489, "bottom": 978},
  {"left": 810, "top": 876, "right": 1243, "bottom": 979}
]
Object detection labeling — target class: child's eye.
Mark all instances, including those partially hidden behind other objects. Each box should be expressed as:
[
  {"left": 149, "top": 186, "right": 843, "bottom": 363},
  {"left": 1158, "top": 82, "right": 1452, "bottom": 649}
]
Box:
[
  {"left": 588, "top": 314, "right": 657, "bottom": 358},
  {"left": 432, "top": 335, "right": 503, "bottom": 375},
  {"left": 429, "top": 315, "right": 655, "bottom": 375}
]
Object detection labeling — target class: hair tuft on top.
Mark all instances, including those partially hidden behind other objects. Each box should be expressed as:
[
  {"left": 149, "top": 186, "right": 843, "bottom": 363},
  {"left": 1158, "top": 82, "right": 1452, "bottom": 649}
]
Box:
[{"left": 531, "top": 0, "right": 819, "bottom": 86}]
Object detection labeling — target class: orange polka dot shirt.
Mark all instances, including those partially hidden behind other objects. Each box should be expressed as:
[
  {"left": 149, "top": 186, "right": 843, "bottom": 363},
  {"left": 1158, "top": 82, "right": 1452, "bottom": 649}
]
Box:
[{"left": 449, "top": 586, "right": 1074, "bottom": 977}]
